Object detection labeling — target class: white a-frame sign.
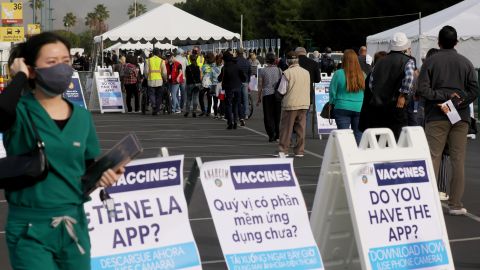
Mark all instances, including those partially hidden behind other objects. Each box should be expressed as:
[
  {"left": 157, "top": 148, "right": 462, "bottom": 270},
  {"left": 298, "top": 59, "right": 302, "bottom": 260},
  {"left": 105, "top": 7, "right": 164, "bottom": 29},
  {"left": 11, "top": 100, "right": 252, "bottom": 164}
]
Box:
[{"left": 310, "top": 127, "right": 454, "bottom": 270}]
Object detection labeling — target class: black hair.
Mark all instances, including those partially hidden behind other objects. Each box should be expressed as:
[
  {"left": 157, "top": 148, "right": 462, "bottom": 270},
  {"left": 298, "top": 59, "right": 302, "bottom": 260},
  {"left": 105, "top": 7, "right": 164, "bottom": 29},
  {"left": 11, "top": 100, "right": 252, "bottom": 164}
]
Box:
[
  {"left": 438, "top": 25, "right": 457, "bottom": 49},
  {"left": 15, "top": 32, "right": 71, "bottom": 68},
  {"left": 265, "top": 52, "right": 276, "bottom": 64},
  {"left": 152, "top": 48, "right": 161, "bottom": 56},
  {"left": 425, "top": 48, "right": 440, "bottom": 59}
]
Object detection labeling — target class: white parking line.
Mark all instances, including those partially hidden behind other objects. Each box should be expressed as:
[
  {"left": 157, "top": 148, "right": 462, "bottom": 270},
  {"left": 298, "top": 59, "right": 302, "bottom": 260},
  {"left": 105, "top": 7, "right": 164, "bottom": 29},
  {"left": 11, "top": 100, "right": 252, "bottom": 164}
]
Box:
[
  {"left": 99, "top": 134, "right": 259, "bottom": 142},
  {"left": 95, "top": 122, "right": 225, "bottom": 128},
  {"left": 101, "top": 143, "right": 270, "bottom": 151},
  {"left": 240, "top": 126, "right": 324, "bottom": 159},
  {"left": 96, "top": 128, "right": 236, "bottom": 134},
  {"left": 449, "top": 236, "right": 480, "bottom": 243}
]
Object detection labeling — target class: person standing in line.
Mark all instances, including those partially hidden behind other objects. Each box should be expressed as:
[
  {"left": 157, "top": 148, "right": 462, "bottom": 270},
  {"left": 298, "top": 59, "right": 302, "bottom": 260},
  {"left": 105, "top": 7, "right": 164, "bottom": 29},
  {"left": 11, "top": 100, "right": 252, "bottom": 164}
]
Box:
[
  {"left": 235, "top": 48, "right": 251, "bottom": 125},
  {"left": 165, "top": 52, "right": 183, "bottom": 114},
  {"left": 367, "top": 32, "right": 416, "bottom": 140},
  {"left": 0, "top": 32, "right": 124, "bottom": 270},
  {"left": 417, "top": 26, "right": 479, "bottom": 215},
  {"left": 295, "top": 47, "right": 321, "bottom": 106},
  {"left": 199, "top": 53, "right": 215, "bottom": 116},
  {"left": 358, "top": 46, "right": 372, "bottom": 75},
  {"left": 145, "top": 48, "right": 167, "bottom": 116},
  {"left": 329, "top": 49, "right": 365, "bottom": 144},
  {"left": 175, "top": 50, "right": 188, "bottom": 111},
  {"left": 276, "top": 52, "right": 310, "bottom": 157},
  {"left": 123, "top": 54, "right": 140, "bottom": 113},
  {"left": 219, "top": 51, "right": 246, "bottom": 129},
  {"left": 257, "top": 52, "right": 282, "bottom": 142},
  {"left": 211, "top": 54, "right": 223, "bottom": 119},
  {"left": 320, "top": 47, "right": 336, "bottom": 76},
  {"left": 184, "top": 54, "right": 202, "bottom": 118}
]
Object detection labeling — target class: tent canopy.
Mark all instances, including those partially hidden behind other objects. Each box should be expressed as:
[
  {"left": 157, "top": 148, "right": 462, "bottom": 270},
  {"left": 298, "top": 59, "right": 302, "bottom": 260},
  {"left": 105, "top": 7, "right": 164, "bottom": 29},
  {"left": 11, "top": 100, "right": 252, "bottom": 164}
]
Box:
[
  {"left": 94, "top": 3, "right": 240, "bottom": 45},
  {"left": 367, "top": 0, "right": 480, "bottom": 67},
  {"left": 104, "top": 42, "right": 176, "bottom": 51}
]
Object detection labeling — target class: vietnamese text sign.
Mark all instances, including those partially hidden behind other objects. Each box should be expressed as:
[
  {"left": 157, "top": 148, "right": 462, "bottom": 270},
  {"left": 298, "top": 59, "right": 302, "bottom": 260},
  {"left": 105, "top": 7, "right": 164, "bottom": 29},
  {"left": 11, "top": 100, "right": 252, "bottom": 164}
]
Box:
[
  {"left": 201, "top": 159, "right": 324, "bottom": 270},
  {"left": 63, "top": 72, "right": 86, "bottom": 108},
  {"left": 0, "top": 26, "right": 24, "bottom": 42},
  {"left": 351, "top": 160, "right": 450, "bottom": 270},
  {"left": 84, "top": 156, "right": 202, "bottom": 270},
  {"left": 315, "top": 76, "right": 336, "bottom": 134},
  {"left": 1, "top": 2, "right": 23, "bottom": 24},
  {"left": 95, "top": 72, "right": 124, "bottom": 112}
]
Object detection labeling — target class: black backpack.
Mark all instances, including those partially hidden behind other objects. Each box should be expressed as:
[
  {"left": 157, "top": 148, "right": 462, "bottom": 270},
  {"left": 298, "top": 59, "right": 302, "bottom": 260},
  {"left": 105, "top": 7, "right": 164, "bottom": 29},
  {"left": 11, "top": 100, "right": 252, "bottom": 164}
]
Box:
[{"left": 321, "top": 55, "right": 335, "bottom": 73}]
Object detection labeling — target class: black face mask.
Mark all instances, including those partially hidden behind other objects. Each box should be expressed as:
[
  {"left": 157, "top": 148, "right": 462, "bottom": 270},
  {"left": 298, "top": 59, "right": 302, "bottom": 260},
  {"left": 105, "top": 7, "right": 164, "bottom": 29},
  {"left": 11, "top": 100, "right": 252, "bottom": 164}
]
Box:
[{"left": 35, "top": 63, "right": 74, "bottom": 97}]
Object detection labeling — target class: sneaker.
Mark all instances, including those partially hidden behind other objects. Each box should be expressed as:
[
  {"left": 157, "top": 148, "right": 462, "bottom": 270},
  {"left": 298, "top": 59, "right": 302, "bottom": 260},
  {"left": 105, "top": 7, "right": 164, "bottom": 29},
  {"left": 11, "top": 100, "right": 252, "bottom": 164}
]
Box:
[
  {"left": 294, "top": 154, "right": 304, "bottom": 158},
  {"left": 439, "top": 192, "right": 449, "bottom": 201},
  {"left": 240, "top": 119, "right": 246, "bottom": 126},
  {"left": 449, "top": 207, "right": 467, "bottom": 216},
  {"left": 175, "top": 111, "right": 181, "bottom": 114}
]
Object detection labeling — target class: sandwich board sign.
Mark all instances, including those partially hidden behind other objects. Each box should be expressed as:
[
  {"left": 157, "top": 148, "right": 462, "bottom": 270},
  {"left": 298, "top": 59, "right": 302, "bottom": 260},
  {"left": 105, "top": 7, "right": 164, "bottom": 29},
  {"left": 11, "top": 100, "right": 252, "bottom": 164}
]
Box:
[
  {"left": 84, "top": 155, "right": 202, "bottom": 270},
  {"left": 200, "top": 158, "right": 324, "bottom": 269},
  {"left": 90, "top": 67, "right": 125, "bottom": 113},
  {"left": 63, "top": 72, "right": 87, "bottom": 109},
  {"left": 315, "top": 73, "right": 336, "bottom": 135},
  {"left": 310, "top": 127, "right": 453, "bottom": 270}
]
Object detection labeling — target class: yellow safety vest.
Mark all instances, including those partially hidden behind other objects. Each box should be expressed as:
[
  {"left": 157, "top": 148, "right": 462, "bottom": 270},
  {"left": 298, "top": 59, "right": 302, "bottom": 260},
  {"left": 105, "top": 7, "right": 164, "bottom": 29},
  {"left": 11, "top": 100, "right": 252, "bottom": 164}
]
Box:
[
  {"left": 188, "top": 55, "right": 205, "bottom": 68},
  {"left": 148, "top": 56, "right": 163, "bottom": 81}
]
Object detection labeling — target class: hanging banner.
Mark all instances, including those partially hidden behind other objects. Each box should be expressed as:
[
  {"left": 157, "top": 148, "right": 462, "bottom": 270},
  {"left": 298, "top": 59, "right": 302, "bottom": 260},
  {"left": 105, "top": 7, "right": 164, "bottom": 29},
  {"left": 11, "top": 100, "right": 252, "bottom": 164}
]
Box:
[
  {"left": 85, "top": 156, "right": 202, "bottom": 270},
  {"left": 201, "top": 158, "right": 324, "bottom": 270},
  {"left": 63, "top": 72, "right": 87, "bottom": 109},
  {"left": 1, "top": 2, "right": 23, "bottom": 24},
  {"left": 315, "top": 74, "right": 336, "bottom": 134},
  {"left": 271, "top": 39, "right": 276, "bottom": 50},
  {"left": 94, "top": 70, "right": 125, "bottom": 113},
  {"left": 265, "top": 39, "right": 270, "bottom": 50},
  {"left": 27, "top": 23, "right": 41, "bottom": 36},
  {"left": 277, "top": 38, "right": 281, "bottom": 49}
]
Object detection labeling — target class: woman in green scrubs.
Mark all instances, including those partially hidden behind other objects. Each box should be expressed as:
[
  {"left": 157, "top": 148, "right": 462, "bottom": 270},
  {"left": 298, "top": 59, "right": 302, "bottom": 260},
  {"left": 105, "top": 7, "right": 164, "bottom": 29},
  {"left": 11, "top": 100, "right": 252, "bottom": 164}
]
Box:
[{"left": 0, "top": 32, "right": 125, "bottom": 270}]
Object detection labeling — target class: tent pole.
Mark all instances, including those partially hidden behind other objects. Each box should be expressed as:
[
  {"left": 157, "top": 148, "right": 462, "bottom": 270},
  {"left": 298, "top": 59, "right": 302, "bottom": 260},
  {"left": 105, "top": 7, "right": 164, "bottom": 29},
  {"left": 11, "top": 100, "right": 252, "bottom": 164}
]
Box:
[
  {"left": 100, "top": 36, "right": 104, "bottom": 67},
  {"left": 240, "top": 14, "right": 243, "bottom": 47},
  {"left": 418, "top": 12, "right": 422, "bottom": 63}
]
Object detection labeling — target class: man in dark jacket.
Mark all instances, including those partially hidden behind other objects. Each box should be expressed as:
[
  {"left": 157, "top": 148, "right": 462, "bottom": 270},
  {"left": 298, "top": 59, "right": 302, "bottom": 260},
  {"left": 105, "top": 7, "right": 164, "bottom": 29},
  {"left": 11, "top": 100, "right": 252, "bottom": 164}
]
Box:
[
  {"left": 417, "top": 25, "right": 479, "bottom": 215},
  {"left": 367, "top": 32, "right": 416, "bottom": 139},
  {"left": 219, "top": 52, "right": 246, "bottom": 129},
  {"left": 236, "top": 48, "right": 252, "bottom": 124}
]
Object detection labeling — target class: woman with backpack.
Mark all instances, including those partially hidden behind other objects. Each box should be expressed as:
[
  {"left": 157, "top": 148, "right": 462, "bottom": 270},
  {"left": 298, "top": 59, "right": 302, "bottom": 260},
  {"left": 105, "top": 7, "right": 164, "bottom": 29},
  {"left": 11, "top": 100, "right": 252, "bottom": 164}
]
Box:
[{"left": 184, "top": 54, "right": 202, "bottom": 117}]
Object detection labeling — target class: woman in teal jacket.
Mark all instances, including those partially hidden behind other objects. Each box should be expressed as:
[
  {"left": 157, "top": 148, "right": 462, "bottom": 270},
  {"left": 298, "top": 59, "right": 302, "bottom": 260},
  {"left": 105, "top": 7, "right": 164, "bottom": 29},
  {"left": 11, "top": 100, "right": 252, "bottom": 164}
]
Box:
[
  {"left": 329, "top": 49, "right": 365, "bottom": 144},
  {"left": 1, "top": 32, "right": 125, "bottom": 270}
]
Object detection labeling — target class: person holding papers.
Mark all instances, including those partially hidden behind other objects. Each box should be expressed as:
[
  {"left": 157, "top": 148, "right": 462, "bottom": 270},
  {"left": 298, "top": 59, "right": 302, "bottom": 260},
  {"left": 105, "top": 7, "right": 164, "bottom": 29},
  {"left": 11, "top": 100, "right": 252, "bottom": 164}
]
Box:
[
  {"left": 417, "top": 26, "right": 479, "bottom": 215},
  {"left": 0, "top": 32, "right": 125, "bottom": 270}
]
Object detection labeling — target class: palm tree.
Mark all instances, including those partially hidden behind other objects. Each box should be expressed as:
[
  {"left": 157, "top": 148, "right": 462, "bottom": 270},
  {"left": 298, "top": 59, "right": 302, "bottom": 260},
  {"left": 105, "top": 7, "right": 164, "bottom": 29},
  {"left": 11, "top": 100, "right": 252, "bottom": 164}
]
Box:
[
  {"left": 28, "top": 0, "right": 44, "bottom": 24},
  {"left": 127, "top": 1, "right": 147, "bottom": 19},
  {"left": 84, "top": 4, "right": 110, "bottom": 35},
  {"left": 63, "top": 12, "right": 77, "bottom": 32}
]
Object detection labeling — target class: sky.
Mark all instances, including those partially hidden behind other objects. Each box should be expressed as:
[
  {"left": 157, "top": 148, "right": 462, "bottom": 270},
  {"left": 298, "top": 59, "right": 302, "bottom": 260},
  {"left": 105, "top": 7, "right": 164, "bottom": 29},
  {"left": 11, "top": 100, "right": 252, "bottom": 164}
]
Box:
[{"left": 18, "top": 0, "right": 183, "bottom": 33}]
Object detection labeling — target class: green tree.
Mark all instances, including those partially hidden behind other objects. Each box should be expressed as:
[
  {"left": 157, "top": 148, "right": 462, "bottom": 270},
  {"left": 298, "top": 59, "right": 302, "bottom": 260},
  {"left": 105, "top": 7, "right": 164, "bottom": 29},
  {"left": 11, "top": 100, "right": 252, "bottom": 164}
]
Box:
[
  {"left": 28, "top": 0, "right": 44, "bottom": 24},
  {"left": 63, "top": 12, "right": 77, "bottom": 32},
  {"left": 127, "top": 1, "right": 148, "bottom": 19},
  {"left": 85, "top": 4, "right": 110, "bottom": 35}
]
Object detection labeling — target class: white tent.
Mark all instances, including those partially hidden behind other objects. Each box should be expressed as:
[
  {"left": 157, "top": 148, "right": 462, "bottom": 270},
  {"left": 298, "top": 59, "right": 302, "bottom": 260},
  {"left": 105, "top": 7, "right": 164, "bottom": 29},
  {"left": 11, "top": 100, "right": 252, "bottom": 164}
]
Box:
[
  {"left": 94, "top": 3, "right": 240, "bottom": 44},
  {"left": 104, "top": 42, "right": 176, "bottom": 51},
  {"left": 367, "top": 0, "right": 480, "bottom": 68}
]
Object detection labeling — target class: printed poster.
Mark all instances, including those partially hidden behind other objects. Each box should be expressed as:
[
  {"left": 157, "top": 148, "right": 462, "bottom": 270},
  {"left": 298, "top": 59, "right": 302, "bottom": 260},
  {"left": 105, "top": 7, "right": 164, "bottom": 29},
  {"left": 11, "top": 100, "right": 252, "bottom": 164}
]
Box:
[
  {"left": 63, "top": 72, "right": 87, "bottom": 108},
  {"left": 314, "top": 76, "right": 336, "bottom": 134},
  {"left": 350, "top": 160, "right": 452, "bottom": 270},
  {"left": 201, "top": 158, "right": 324, "bottom": 270},
  {"left": 84, "top": 156, "right": 202, "bottom": 270},
  {"left": 94, "top": 71, "right": 125, "bottom": 113}
]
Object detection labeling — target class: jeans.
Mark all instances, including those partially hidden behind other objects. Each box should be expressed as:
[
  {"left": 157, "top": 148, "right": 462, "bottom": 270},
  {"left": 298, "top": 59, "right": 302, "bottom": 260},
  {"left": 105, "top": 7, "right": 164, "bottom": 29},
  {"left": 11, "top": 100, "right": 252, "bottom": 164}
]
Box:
[
  {"left": 179, "top": 82, "right": 186, "bottom": 110},
  {"left": 125, "top": 83, "right": 139, "bottom": 112},
  {"left": 169, "top": 84, "right": 180, "bottom": 112},
  {"left": 240, "top": 82, "right": 249, "bottom": 119},
  {"left": 334, "top": 108, "right": 362, "bottom": 145},
  {"left": 199, "top": 87, "right": 213, "bottom": 114},
  {"left": 148, "top": 86, "right": 163, "bottom": 112},
  {"left": 262, "top": 94, "right": 282, "bottom": 139},
  {"left": 186, "top": 84, "right": 200, "bottom": 113},
  {"left": 225, "top": 88, "right": 241, "bottom": 125}
]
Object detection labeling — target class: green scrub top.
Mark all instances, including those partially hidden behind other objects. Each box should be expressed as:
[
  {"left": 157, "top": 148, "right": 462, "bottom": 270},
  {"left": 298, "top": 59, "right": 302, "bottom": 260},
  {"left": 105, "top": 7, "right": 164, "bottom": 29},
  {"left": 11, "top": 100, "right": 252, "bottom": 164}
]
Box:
[{"left": 4, "top": 93, "right": 100, "bottom": 209}]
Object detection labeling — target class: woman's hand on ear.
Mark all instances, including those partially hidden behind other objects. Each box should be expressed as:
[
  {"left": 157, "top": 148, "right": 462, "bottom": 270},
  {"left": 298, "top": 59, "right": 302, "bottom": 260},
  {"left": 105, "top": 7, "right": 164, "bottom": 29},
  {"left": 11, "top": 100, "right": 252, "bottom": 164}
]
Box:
[{"left": 10, "top": 58, "right": 29, "bottom": 77}]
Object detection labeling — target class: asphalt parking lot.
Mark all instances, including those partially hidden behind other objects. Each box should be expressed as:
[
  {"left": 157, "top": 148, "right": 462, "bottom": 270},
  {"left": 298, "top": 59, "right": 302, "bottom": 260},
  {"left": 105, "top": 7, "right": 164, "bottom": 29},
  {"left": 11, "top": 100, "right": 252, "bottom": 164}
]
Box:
[{"left": 0, "top": 106, "right": 479, "bottom": 269}]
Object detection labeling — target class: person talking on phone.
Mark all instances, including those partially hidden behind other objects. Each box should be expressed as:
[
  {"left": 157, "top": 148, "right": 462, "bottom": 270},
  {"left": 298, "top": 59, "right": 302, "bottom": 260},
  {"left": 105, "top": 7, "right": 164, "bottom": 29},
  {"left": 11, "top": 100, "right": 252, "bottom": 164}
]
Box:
[{"left": 0, "top": 32, "right": 125, "bottom": 270}]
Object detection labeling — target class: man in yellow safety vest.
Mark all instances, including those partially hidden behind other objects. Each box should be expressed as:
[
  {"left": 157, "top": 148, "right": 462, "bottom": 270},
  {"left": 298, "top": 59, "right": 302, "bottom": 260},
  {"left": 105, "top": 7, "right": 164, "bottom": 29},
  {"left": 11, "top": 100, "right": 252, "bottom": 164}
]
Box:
[{"left": 145, "top": 48, "right": 167, "bottom": 115}]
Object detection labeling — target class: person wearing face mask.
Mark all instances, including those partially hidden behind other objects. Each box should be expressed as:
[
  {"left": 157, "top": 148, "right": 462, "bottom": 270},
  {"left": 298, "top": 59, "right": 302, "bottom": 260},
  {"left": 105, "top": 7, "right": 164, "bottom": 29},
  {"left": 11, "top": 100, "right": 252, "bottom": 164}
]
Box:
[{"left": 0, "top": 32, "right": 125, "bottom": 270}]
